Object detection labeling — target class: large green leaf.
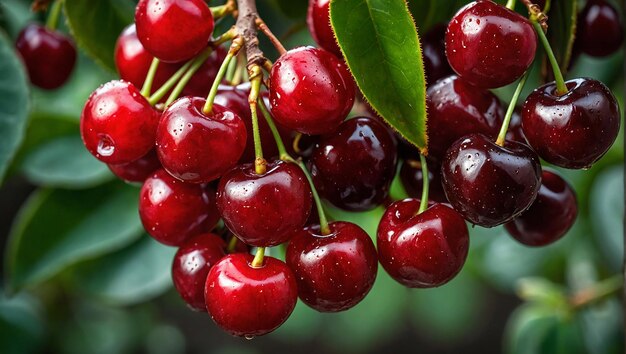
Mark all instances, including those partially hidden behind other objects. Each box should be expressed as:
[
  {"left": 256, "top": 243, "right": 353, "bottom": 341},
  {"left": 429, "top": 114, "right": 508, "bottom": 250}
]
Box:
[
  {"left": 0, "top": 292, "right": 45, "bottom": 354},
  {"left": 589, "top": 166, "right": 623, "bottom": 270},
  {"left": 331, "top": 0, "right": 428, "bottom": 152}
]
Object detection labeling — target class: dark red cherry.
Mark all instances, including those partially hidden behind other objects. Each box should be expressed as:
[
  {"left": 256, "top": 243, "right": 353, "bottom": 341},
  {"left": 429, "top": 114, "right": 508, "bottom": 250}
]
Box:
[
  {"left": 216, "top": 160, "right": 312, "bottom": 247},
  {"left": 441, "top": 133, "right": 542, "bottom": 227},
  {"left": 286, "top": 221, "right": 377, "bottom": 312},
  {"left": 306, "top": 0, "right": 341, "bottom": 56},
  {"left": 422, "top": 24, "right": 454, "bottom": 85},
  {"left": 377, "top": 199, "right": 469, "bottom": 288},
  {"left": 505, "top": 170, "right": 577, "bottom": 247},
  {"left": 156, "top": 97, "right": 247, "bottom": 183},
  {"left": 309, "top": 117, "right": 398, "bottom": 211},
  {"left": 135, "top": 0, "right": 214, "bottom": 63},
  {"left": 521, "top": 78, "right": 620, "bottom": 169},
  {"left": 399, "top": 158, "right": 448, "bottom": 203},
  {"left": 15, "top": 24, "right": 76, "bottom": 90},
  {"left": 269, "top": 46, "right": 355, "bottom": 135},
  {"left": 288, "top": 131, "right": 319, "bottom": 159},
  {"left": 205, "top": 253, "right": 298, "bottom": 337},
  {"left": 107, "top": 149, "right": 161, "bottom": 183},
  {"left": 139, "top": 169, "right": 220, "bottom": 246},
  {"left": 80, "top": 80, "right": 160, "bottom": 164},
  {"left": 445, "top": 0, "right": 537, "bottom": 88},
  {"left": 578, "top": 0, "right": 623, "bottom": 57},
  {"left": 426, "top": 75, "right": 505, "bottom": 160},
  {"left": 171, "top": 233, "right": 226, "bottom": 311}
]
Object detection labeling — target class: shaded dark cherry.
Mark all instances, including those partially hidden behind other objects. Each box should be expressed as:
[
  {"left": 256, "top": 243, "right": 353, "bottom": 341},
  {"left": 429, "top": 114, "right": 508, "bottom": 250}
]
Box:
[
  {"left": 377, "top": 199, "right": 469, "bottom": 288},
  {"left": 578, "top": 0, "right": 623, "bottom": 57},
  {"left": 306, "top": 0, "right": 341, "bottom": 56},
  {"left": 269, "top": 46, "right": 355, "bottom": 135},
  {"left": 15, "top": 24, "right": 76, "bottom": 90},
  {"left": 288, "top": 131, "right": 319, "bottom": 159},
  {"left": 309, "top": 117, "right": 398, "bottom": 211},
  {"left": 505, "top": 170, "right": 577, "bottom": 247},
  {"left": 216, "top": 160, "right": 312, "bottom": 247},
  {"left": 445, "top": 0, "right": 537, "bottom": 88},
  {"left": 139, "top": 169, "right": 219, "bottom": 246},
  {"left": 205, "top": 254, "right": 297, "bottom": 337},
  {"left": 399, "top": 158, "right": 448, "bottom": 203},
  {"left": 441, "top": 133, "right": 542, "bottom": 227},
  {"left": 521, "top": 78, "right": 620, "bottom": 169},
  {"left": 156, "top": 97, "right": 247, "bottom": 183},
  {"left": 107, "top": 149, "right": 161, "bottom": 183},
  {"left": 286, "top": 221, "right": 378, "bottom": 312},
  {"left": 80, "top": 80, "right": 160, "bottom": 164},
  {"left": 422, "top": 24, "right": 454, "bottom": 85},
  {"left": 505, "top": 109, "right": 527, "bottom": 144}
]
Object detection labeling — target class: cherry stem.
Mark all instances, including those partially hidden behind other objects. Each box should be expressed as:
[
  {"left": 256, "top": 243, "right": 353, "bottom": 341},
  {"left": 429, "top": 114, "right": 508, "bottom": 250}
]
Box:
[
  {"left": 149, "top": 60, "right": 192, "bottom": 106},
  {"left": 531, "top": 19, "right": 568, "bottom": 95},
  {"left": 210, "top": 0, "right": 236, "bottom": 19},
  {"left": 258, "top": 98, "right": 288, "bottom": 158},
  {"left": 251, "top": 247, "right": 265, "bottom": 268},
  {"left": 141, "top": 58, "right": 160, "bottom": 97},
  {"left": 505, "top": 0, "right": 517, "bottom": 10},
  {"left": 203, "top": 36, "right": 244, "bottom": 114},
  {"left": 226, "top": 235, "right": 238, "bottom": 253},
  {"left": 225, "top": 53, "right": 238, "bottom": 84},
  {"left": 495, "top": 72, "right": 529, "bottom": 146},
  {"left": 543, "top": 0, "right": 551, "bottom": 13},
  {"left": 161, "top": 48, "right": 212, "bottom": 107},
  {"left": 231, "top": 54, "right": 247, "bottom": 85},
  {"left": 248, "top": 65, "right": 267, "bottom": 174},
  {"left": 417, "top": 154, "right": 430, "bottom": 214},
  {"left": 292, "top": 133, "right": 303, "bottom": 156},
  {"left": 256, "top": 17, "right": 287, "bottom": 55},
  {"left": 570, "top": 274, "right": 623, "bottom": 310},
  {"left": 45, "top": 0, "right": 63, "bottom": 30}
]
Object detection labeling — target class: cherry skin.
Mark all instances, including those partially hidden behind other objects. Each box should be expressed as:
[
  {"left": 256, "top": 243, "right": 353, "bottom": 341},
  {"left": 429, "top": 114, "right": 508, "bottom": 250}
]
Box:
[
  {"left": 306, "top": 0, "right": 342, "bottom": 56},
  {"left": 80, "top": 80, "right": 160, "bottom": 164},
  {"left": 422, "top": 24, "right": 454, "bottom": 86},
  {"left": 521, "top": 78, "right": 620, "bottom": 169},
  {"left": 399, "top": 158, "right": 448, "bottom": 203},
  {"left": 205, "top": 253, "right": 298, "bottom": 337},
  {"left": 171, "top": 233, "right": 226, "bottom": 311},
  {"left": 505, "top": 170, "right": 577, "bottom": 247},
  {"left": 426, "top": 75, "right": 505, "bottom": 160},
  {"left": 135, "top": 0, "right": 214, "bottom": 63},
  {"left": 216, "top": 160, "right": 312, "bottom": 247},
  {"left": 578, "top": 0, "right": 623, "bottom": 57},
  {"left": 156, "top": 97, "right": 247, "bottom": 183},
  {"left": 309, "top": 117, "right": 398, "bottom": 211},
  {"left": 286, "top": 221, "right": 378, "bottom": 312},
  {"left": 441, "top": 133, "right": 542, "bottom": 227},
  {"left": 139, "top": 169, "right": 220, "bottom": 246},
  {"left": 445, "top": 0, "right": 537, "bottom": 88},
  {"left": 377, "top": 199, "right": 469, "bottom": 288},
  {"left": 107, "top": 149, "right": 161, "bottom": 183},
  {"left": 269, "top": 46, "right": 355, "bottom": 135}
]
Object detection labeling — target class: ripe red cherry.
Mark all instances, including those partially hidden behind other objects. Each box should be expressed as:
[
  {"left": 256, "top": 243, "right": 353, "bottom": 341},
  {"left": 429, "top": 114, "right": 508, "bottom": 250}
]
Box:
[
  {"left": 505, "top": 170, "right": 577, "bottom": 247},
  {"left": 15, "top": 24, "right": 77, "bottom": 90},
  {"left": 426, "top": 75, "right": 504, "bottom": 160},
  {"left": 521, "top": 78, "right": 620, "bottom": 169},
  {"left": 306, "top": 0, "right": 342, "bottom": 56},
  {"left": 205, "top": 253, "right": 298, "bottom": 337},
  {"left": 139, "top": 169, "right": 219, "bottom": 246},
  {"left": 171, "top": 233, "right": 226, "bottom": 311},
  {"left": 578, "top": 0, "right": 623, "bottom": 57},
  {"left": 377, "top": 199, "right": 469, "bottom": 288},
  {"left": 422, "top": 24, "right": 453, "bottom": 85},
  {"left": 441, "top": 133, "right": 542, "bottom": 227},
  {"left": 286, "top": 221, "right": 377, "bottom": 312},
  {"left": 399, "top": 159, "right": 448, "bottom": 203},
  {"left": 80, "top": 80, "right": 160, "bottom": 164},
  {"left": 135, "top": 0, "right": 214, "bottom": 63},
  {"left": 309, "top": 117, "right": 397, "bottom": 211},
  {"left": 107, "top": 149, "right": 161, "bottom": 183},
  {"left": 156, "top": 97, "right": 247, "bottom": 183},
  {"left": 445, "top": 0, "right": 537, "bottom": 88},
  {"left": 269, "top": 46, "right": 355, "bottom": 135},
  {"left": 216, "top": 160, "right": 312, "bottom": 247}
]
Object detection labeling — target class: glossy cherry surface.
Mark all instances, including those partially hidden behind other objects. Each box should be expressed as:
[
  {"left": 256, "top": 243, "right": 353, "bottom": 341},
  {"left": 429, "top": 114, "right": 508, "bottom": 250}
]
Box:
[
  {"left": 306, "top": 0, "right": 342, "bottom": 56},
  {"left": 309, "top": 117, "right": 397, "bottom": 211},
  {"left": 269, "top": 46, "right": 355, "bottom": 135},
  {"left": 578, "top": 0, "right": 623, "bottom": 57},
  {"left": 377, "top": 199, "right": 469, "bottom": 288},
  {"left": 205, "top": 254, "right": 298, "bottom": 337},
  {"left": 107, "top": 149, "right": 161, "bottom": 183},
  {"left": 521, "top": 78, "right": 620, "bottom": 169},
  {"left": 156, "top": 97, "right": 247, "bottom": 183},
  {"left": 445, "top": 0, "right": 537, "bottom": 88},
  {"left": 80, "top": 80, "right": 160, "bottom": 164},
  {"left": 139, "top": 169, "right": 219, "bottom": 246},
  {"left": 216, "top": 160, "right": 312, "bottom": 247},
  {"left": 15, "top": 24, "right": 76, "bottom": 90},
  {"left": 286, "top": 221, "right": 378, "bottom": 312},
  {"left": 399, "top": 158, "right": 448, "bottom": 203},
  {"left": 422, "top": 24, "right": 453, "bottom": 85},
  {"left": 135, "top": 0, "right": 214, "bottom": 63},
  {"left": 441, "top": 133, "right": 542, "bottom": 227}
]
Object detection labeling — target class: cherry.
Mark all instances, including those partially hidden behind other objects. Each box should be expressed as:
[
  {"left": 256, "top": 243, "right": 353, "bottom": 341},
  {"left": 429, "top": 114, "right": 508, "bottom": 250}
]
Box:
[
  {"left": 426, "top": 75, "right": 504, "bottom": 160},
  {"left": 306, "top": 0, "right": 342, "bottom": 57},
  {"left": 445, "top": 0, "right": 537, "bottom": 88},
  {"left": 399, "top": 158, "right": 448, "bottom": 203},
  {"left": 216, "top": 160, "right": 312, "bottom": 247},
  {"left": 421, "top": 24, "right": 453, "bottom": 85},
  {"left": 80, "top": 80, "right": 160, "bottom": 164},
  {"left": 309, "top": 117, "right": 398, "bottom": 211},
  {"left": 107, "top": 149, "right": 161, "bottom": 183},
  {"left": 156, "top": 97, "right": 247, "bottom": 183},
  {"left": 139, "top": 169, "right": 219, "bottom": 246},
  {"left": 171, "top": 233, "right": 226, "bottom": 311},
  {"left": 135, "top": 0, "right": 214, "bottom": 63},
  {"left": 377, "top": 199, "right": 469, "bottom": 288},
  {"left": 578, "top": 0, "right": 623, "bottom": 57},
  {"left": 15, "top": 24, "right": 76, "bottom": 90},
  {"left": 269, "top": 46, "right": 355, "bottom": 135},
  {"left": 288, "top": 132, "right": 319, "bottom": 159},
  {"left": 505, "top": 170, "right": 577, "bottom": 247},
  {"left": 521, "top": 78, "right": 620, "bottom": 169},
  {"left": 441, "top": 133, "right": 542, "bottom": 227},
  {"left": 205, "top": 253, "right": 298, "bottom": 337}
]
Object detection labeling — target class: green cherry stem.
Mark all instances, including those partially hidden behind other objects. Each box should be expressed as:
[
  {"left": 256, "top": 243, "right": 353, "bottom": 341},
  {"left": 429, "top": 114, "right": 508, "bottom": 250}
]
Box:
[
  {"left": 248, "top": 65, "right": 266, "bottom": 174},
  {"left": 417, "top": 154, "right": 430, "bottom": 214},
  {"left": 251, "top": 247, "right": 265, "bottom": 268},
  {"left": 161, "top": 49, "right": 212, "bottom": 107},
  {"left": 202, "top": 36, "right": 243, "bottom": 114},
  {"left": 226, "top": 235, "right": 238, "bottom": 253},
  {"left": 210, "top": 0, "right": 236, "bottom": 19},
  {"left": 258, "top": 99, "right": 288, "bottom": 158},
  {"left": 148, "top": 60, "right": 194, "bottom": 105},
  {"left": 570, "top": 274, "right": 623, "bottom": 310},
  {"left": 531, "top": 19, "right": 568, "bottom": 95},
  {"left": 495, "top": 71, "right": 529, "bottom": 146},
  {"left": 505, "top": 0, "right": 517, "bottom": 10},
  {"left": 45, "top": 0, "right": 63, "bottom": 30},
  {"left": 225, "top": 53, "right": 238, "bottom": 84},
  {"left": 141, "top": 58, "right": 160, "bottom": 97}
]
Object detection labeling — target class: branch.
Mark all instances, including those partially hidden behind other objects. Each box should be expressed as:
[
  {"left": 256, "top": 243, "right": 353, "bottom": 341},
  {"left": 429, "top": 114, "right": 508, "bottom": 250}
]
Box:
[{"left": 235, "top": 0, "right": 267, "bottom": 71}]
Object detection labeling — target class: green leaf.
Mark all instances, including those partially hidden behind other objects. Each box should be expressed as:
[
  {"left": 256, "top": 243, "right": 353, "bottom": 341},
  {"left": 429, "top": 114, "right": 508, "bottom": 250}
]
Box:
[
  {"left": 271, "top": 0, "right": 308, "bottom": 19},
  {"left": 589, "top": 166, "right": 623, "bottom": 271},
  {"left": 0, "top": 292, "right": 45, "bottom": 354},
  {"left": 331, "top": 0, "right": 428, "bottom": 152},
  {"left": 544, "top": 0, "right": 577, "bottom": 76},
  {"left": 5, "top": 182, "right": 143, "bottom": 293}
]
